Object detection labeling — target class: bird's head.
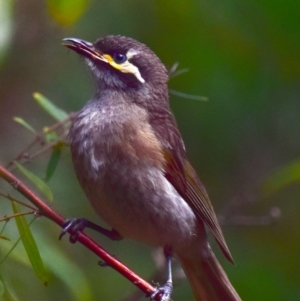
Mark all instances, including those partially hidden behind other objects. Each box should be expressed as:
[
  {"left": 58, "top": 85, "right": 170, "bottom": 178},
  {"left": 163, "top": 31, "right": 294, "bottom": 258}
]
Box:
[{"left": 63, "top": 36, "right": 169, "bottom": 95}]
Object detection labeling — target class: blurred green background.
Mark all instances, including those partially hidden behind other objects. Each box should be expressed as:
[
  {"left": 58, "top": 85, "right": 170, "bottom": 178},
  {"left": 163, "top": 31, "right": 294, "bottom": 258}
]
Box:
[{"left": 1, "top": 0, "right": 300, "bottom": 300}]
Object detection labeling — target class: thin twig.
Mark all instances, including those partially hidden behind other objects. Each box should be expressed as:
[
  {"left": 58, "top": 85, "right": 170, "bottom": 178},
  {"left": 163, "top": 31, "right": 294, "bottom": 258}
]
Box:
[
  {"left": 27, "top": 138, "right": 67, "bottom": 163},
  {"left": 6, "top": 135, "right": 45, "bottom": 169},
  {"left": 0, "top": 217, "right": 36, "bottom": 265},
  {"left": 0, "top": 192, "right": 37, "bottom": 210},
  {"left": 0, "top": 211, "right": 35, "bottom": 222},
  {"left": 6, "top": 114, "right": 74, "bottom": 171}
]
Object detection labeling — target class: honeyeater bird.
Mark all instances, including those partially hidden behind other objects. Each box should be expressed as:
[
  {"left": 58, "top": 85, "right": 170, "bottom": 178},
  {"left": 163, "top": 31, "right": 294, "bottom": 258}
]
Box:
[{"left": 63, "top": 35, "right": 241, "bottom": 301}]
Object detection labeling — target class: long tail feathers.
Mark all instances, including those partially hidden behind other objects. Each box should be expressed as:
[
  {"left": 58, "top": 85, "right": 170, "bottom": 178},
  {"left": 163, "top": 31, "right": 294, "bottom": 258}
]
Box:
[{"left": 176, "top": 249, "right": 241, "bottom": 301}]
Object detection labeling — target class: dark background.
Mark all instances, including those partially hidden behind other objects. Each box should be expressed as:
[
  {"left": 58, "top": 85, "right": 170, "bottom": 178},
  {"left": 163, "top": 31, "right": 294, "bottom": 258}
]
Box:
[{"left": 0, "top": 1, "right": 300, "bottom": 300}]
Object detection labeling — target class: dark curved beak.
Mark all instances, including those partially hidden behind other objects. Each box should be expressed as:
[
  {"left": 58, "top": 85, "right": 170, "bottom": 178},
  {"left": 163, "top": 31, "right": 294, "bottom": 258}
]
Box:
[{"left": 62, "top": 38, "right": 106, "bottom": 62}]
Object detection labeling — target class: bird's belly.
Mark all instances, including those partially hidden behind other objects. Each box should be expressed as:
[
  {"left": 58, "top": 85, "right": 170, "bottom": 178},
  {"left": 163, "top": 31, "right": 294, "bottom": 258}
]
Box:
[{"left": 77, "top": 162, "right": 198, "bottom": 249}]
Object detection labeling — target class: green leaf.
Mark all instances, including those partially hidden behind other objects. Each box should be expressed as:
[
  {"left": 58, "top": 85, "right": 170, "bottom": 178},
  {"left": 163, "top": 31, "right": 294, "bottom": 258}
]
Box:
[
  {"left": 11, "top": 202, "right": 48, "bottom": 286},
  {"left": 169, "top": 89, "right": 209, "bottom": 101},
  {"left": 45, "top": 145, "right": 62, "bottom": 182},
  {"left": 13, "top": 117, "right": 35, "bottom": 133},
  {"left": 33, "top": 92, "right": 68, "bottom": 121},
  {"left": 47, "top": 0, "right": 89, "bottom": 26},
  {"left": 0, "top": 273, "right": 18, "bottom": 301},
  {"left": 261, "top": 159, "right": 300, "bottom": 197},
  {"left": 14, "top": 162, "right": 53, "bottom": 202},
  {"left": 0, "top": 231, "right": 93, "bottom": 301},
  {"left": 0, "top": 235, "right": 10, "bottom": 241},
  {"left": 40, "top": 243, "right": 93, "bottom": 301},
  {"left": 43, "top": 128, "right": 58, "bottom": 143},
  {"left": 0, "top": 0, "right": 13, "bottom": 67}
]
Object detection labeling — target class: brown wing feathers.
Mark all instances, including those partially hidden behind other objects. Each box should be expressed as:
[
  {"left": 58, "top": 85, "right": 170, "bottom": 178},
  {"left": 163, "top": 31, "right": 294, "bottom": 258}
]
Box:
[
  {"left": 183, "top": 161, "right": 234, "bottom": 264},
  {"left": 163, "top": 149, "right": 234, "bottom": 264}
]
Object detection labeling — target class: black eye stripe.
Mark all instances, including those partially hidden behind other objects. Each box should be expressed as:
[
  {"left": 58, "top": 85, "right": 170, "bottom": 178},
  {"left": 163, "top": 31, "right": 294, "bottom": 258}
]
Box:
[{"left": 112, "top": 53, "right": 127, "bottom": 64}]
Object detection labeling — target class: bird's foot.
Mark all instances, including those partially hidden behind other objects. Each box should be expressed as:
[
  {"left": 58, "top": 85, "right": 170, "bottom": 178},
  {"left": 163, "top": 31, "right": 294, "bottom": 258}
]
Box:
[
  {"left": 59, "top": 218, "right": 123, "bottom": 243},
  {"left": 150, "top": 281, "right": 173, "bottom": 301},
  {"left": 59, "top": 218, "right": 86, "bottom": 243}
]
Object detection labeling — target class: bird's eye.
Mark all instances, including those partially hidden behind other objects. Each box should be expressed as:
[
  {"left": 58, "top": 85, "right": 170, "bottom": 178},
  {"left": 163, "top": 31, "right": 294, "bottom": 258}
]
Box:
[{"left": 113, "top": 53, "right": 127, "bottom": 64}]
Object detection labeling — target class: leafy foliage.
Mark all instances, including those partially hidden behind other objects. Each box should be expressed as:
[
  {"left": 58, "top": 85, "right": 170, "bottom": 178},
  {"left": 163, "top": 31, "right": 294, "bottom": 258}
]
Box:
[{"left": 0, "top": 1, "right": 300, "bottom": 301}]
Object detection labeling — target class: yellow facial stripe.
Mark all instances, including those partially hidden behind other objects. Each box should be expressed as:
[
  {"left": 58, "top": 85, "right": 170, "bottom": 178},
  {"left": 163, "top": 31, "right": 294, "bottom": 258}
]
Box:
[
  {"left": 102, "top": 53, "right": 145, "bottom": 83},
  {"left": 103, "top": 54, "right": 122, "bottom": 70}
]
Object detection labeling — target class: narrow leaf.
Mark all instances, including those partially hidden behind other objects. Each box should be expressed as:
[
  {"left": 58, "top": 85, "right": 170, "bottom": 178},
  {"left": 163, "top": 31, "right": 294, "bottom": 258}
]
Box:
[
  {"left": 261, "top": 159, "right": 300, "bottom": 197},
  {"left": 14, "top": 162, "right": 53, "bottom": 202},
  {"left": 40, "top": 244, "right": 93, "bottom": 301},
  {"left": 13, "top": 117, "right": 35, "bottom": 133},
  {"left": 45, "top": 145, "right": 62, "bottom": 182},
  {"left": 169, "top": 89, "right": 209, "bottom": 101},
  {"left": 0, "top": 235, "right": 10, "bottom": 241},
  {"left": 11, "top": 202, "right": 48, "bottom": 286},
  {"left": 0, "top": 273, "right": 18, "bottom": 301},
  {"left": 33, "top": 92, "right": 68, "bottom": 121}
]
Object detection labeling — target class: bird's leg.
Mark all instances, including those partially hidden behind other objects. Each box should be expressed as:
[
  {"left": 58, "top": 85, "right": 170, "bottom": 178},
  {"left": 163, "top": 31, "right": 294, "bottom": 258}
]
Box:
[
  {"left": 59, "top": 218, "right": 123, "bottom": 243},
  {"left": 150, "top": 246, "right": 173, "bottom": 301}
]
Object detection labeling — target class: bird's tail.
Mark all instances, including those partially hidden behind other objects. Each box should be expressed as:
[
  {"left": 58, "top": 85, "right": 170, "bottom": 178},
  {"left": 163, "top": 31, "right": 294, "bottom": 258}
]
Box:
[{"left": 176, "top": 247, "right": 241, "bottom": 301}]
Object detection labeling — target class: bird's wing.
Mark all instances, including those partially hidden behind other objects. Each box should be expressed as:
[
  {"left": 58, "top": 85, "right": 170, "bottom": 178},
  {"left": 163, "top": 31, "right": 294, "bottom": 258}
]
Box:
[
  {"left": 163, "top": 148, "right": 234, "bottom": 264},
  {"left": 149, "top": 110, "right": 233, "bottom": 263}
]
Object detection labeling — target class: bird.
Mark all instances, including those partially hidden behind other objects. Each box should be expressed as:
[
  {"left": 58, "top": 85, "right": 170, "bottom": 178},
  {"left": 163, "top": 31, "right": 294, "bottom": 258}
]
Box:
[{"left": 63, "top": 35, "right": 242, "bottom": 301}]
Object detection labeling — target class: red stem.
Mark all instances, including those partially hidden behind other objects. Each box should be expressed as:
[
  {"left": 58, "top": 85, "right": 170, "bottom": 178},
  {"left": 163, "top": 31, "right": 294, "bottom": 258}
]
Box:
[{"left": 0, "top": 165, "right": 159, "bottom": 299}]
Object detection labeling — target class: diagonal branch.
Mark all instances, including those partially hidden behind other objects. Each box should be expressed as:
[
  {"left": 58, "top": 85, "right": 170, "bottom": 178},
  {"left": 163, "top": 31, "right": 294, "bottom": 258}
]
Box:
[{"left": 0, "top": 164, "right": 165, "bottom": 301}]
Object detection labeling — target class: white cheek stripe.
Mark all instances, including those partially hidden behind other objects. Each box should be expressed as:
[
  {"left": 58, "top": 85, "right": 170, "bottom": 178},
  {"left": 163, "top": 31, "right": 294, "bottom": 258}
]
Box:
[
  {"left": 120, "top": 61, "right": 145, "bottom": 83},
  {"left": 118, "top": 48, "right": 145, "bottom": 83}
]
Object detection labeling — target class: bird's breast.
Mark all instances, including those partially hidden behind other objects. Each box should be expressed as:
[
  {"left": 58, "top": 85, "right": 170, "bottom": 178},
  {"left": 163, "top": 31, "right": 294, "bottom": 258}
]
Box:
[{"left": 69, "top": 102, "right": 165, "bottom": 177}]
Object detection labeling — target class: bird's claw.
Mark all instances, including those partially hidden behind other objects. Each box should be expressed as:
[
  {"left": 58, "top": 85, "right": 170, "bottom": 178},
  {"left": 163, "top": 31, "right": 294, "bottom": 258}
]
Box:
[
  {"left": 59, "top": 218, "right": 85, "bottom": 242},
  {"left": 150, "top": 281, "right": 173, "bottom": 301}
]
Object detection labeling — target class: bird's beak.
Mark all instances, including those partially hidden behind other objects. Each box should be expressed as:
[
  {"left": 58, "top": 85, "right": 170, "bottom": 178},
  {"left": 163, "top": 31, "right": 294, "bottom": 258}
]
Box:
[{"left": 62, "top": 38, "right": 108, "bottom": 63}]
